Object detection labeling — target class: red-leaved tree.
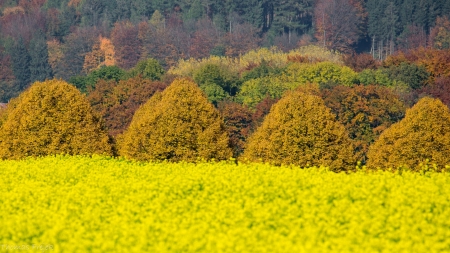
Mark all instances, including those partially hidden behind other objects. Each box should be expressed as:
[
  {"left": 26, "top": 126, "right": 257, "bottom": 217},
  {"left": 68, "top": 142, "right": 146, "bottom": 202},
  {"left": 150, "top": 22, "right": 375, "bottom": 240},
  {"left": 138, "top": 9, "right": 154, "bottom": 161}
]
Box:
[{"left": 111, "top": 21, "right": 141, "bottom": 70}]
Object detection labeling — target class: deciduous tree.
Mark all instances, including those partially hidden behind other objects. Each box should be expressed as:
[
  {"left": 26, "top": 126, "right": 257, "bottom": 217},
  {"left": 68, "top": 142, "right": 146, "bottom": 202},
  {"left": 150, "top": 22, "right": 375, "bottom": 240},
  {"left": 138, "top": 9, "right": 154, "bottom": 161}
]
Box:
[
  {"left": 320, "top": 85, "right": 407, "bottom": 163},
  {"left": 430, "top": 16, "right": 450, "bottom": 49},
  {"left": 314, "top": 0, "right": 363, "bottom": 52},
  {"left": 0, "top": 79, "right": 112, "bottom": 159},
  {"left": 243, "top": 89, "right": 355, "bottom": 171},
  {"left": 111, "top": 21, "right": 140, "bottom": 70},
  {"left": 119, "top": 78, "right": 232, "bottom": 162},
  {"left": 218, "top": 101, "right": 253, "bottom": 157},
  {"left": 367, "top": 97, "right": 450, "bottom": 171},
  {"left": 88, "top": 76, "right": 168, "bottom": 136}
]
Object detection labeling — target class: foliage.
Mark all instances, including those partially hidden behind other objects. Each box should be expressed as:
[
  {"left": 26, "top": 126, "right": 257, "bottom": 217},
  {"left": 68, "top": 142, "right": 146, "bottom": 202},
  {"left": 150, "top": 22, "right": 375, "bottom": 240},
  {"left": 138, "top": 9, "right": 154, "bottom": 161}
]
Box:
[
  {"left": 268, "top": 0, "right": 313, "bottom": 40},
  {"left": 384, "top": 48, "right": 450, "bottom": 84},
  {"left": 0, "top": 50, "right": 17, "bottom": 102},
  {"left": 237, "top": 62, "right": 356, "bottom": 108},
  {"left": 314, "top": 0, "right": 363, "bottom": 52},
  {"left": 366, "top": 0, "right": 447, "bottom": 55},
  {"left": 210, "top": 45, "right": 225, "bottom": 56},
  {"left": 223, "top": 22, "right": 262, "bottom": 57},
  {"left": 357, "top": 68, "right": 419, "bottom": 106},
  {"left": 2, "top": 156, "right": 450, "bottom": 252},
  {"left": 119, "top": 78, "right": 232, "bottom": 162},
  {"left": 0, "top": 80, "right": 112, "bottom": 160},
  {"left": 0, "top": 104, "right": 7, "bottom": 127},
  {"left": 10, "top": 37, "right": 31, "bottom": 92},
  {"left": 46, "top": 39, "right": 64, "bottom": 79},
  {"left": 430, "top": 16, "right": 450, "bottom": 49},
  {"left": 1, "top": 0, "right": 449, "bottom": 90},
  {"left": 321, "top": 85, "right": 407, "bottom": 163},
  {"left": 251, "top": 96, "right": 279, "bottom": 130},
  {"left": 242, "top": 89, "right": 355, "bottom": 171},
  {"left": 188, "top": 18, "right": 221, "bottom": 59},
  {"left": 137, "top": 16, "right": 188, "bottom": 69},
  {"left": 419, "top": 77, "right": 450, "bottom": 108},
  {"left": 28, "top": 30, "right": 53, "bottom": 83},
  {"left": 367, "top": 97, "right": 450, "bottom": 171},
  {"left": 69, "top": 65, "right": 127, "bottom": 93},
  {"left": 342, "top": 53, "right": 379, "bottom": 72},
  {"left": 239, "top": 46, "right": 342, "bottom": 68},
  {"left": 357, "top": 69, "right": 396, "bottom": 86},
  {"left": 358, "top": 62, "right": 430, "bottom": 90},
  {"left": 110, "top": 21, "right": 141, "bottom": 70},
  {"left": 58, "top": 27, "right": 99, "bottom": 80},
  {"left": 193, "top": 63, "right": 240, "bottom": 104},
  {"left": 382, "top": 62, "right": 429, "bottom": 89},
  {"left": 87, "top": 76, "right": 168, "bottom": 137},
  {"left": 218, "top": 101, "right": 253, "bottom": 158},
  {"left": 241, "top": 60, "right": 286, "bottom": 82},
  {"left": 127, "top": 58, "right": 165, "bottom": 81},
  {"left": 197, "top": 82, "right": 228, "bottom": 106},
  {"left": 237, "top": 75, "right": 296, "bottom": 108},
  {"left": 285, "top": 62, "right": 358, "bottom": 86},
  {"left": 168, "top": 46, "right": 342, "bottom": 77},
  {"left": 82, "top": 36, "right": 116, "bottom": 74}
]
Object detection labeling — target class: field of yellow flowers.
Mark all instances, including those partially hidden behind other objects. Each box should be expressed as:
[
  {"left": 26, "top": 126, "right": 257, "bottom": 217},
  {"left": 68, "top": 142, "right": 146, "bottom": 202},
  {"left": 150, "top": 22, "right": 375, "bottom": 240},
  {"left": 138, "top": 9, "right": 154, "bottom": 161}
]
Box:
[{"left": 1, "top": 156, "right": 450, "bottom": 252}]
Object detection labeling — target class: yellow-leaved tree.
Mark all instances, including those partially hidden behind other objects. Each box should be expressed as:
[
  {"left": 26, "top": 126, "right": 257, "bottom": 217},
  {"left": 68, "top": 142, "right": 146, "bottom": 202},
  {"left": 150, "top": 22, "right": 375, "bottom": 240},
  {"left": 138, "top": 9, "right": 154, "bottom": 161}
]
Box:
[
  {"left": 0, "top": 80, "right": 112, "bottom": 159},
  {"left": 367, "top": 97, "right": 450, "bottom": 171},
  {"left": 242, "top": 89, "right": 355, "bottom": 171},
  {"left": 119, "top": 78, "right": 232, "bottom": 162}
]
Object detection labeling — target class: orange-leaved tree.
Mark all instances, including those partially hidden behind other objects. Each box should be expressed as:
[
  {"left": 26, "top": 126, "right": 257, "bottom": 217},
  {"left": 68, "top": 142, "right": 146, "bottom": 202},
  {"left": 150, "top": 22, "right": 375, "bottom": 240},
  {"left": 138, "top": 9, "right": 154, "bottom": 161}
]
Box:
[
  {"left": 82, "top": 36, "right": 116, "bottom": 74},
  {"left": 0, "top": 79, "right": 112, "bottom": 159},
  {"left": 119, "top": 78, "right": 232, "bottom": 162},
  {"left": 242, "top": 89, "right": 355, "bottom": 171},
  {"left": 367, "top": 97, "right": 450, "bottom": 171}
]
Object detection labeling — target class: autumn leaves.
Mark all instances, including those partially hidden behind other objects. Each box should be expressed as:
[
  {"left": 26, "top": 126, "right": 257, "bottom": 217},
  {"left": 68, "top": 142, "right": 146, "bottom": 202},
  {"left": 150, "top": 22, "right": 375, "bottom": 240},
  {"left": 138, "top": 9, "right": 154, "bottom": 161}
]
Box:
[{"left": 1, "top": 77, "right": 449, "bottom": 171}]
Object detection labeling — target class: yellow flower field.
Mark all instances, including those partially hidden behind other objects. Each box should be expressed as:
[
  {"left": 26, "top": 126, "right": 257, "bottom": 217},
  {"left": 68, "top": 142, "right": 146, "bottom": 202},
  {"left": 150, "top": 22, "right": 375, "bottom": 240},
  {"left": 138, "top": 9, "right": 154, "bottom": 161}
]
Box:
[{"left": 1, "top": 156, "right": 450, "bottom": 252}]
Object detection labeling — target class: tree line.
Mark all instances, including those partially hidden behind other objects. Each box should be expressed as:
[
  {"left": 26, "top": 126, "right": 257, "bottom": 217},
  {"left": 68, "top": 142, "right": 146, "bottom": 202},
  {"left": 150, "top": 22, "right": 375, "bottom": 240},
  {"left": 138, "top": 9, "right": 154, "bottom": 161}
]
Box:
[{"left": 1, "top": 76, "right": 450, "bottom": 172}]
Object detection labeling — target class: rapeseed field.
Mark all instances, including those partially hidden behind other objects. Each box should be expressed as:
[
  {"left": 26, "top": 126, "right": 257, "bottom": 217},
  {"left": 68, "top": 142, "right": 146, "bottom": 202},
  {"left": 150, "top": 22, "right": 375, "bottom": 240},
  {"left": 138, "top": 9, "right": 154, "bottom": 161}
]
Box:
[{"left": 1, "top": 156, "right": 449, "bottom": 252}]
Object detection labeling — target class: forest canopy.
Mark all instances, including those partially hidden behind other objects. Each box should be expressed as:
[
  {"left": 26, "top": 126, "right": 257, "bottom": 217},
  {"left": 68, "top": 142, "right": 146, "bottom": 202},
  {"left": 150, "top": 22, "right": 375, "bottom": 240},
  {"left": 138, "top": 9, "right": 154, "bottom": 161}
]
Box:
[{"left": 0, "top": 0, "right": 449, "bottom": 102}]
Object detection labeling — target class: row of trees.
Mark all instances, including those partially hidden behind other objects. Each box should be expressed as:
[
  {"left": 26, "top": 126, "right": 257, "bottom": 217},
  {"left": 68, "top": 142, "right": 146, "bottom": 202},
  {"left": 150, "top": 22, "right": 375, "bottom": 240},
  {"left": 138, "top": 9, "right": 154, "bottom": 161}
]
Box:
[
  {"left": 1, "top": 78, "right": 450, "bottom": 172},
  {"left": 78, "top": 45, "right": 450, "bottom": 163},
  {"left": 16, "top": 45, "right": 441, "bottom": 160}
]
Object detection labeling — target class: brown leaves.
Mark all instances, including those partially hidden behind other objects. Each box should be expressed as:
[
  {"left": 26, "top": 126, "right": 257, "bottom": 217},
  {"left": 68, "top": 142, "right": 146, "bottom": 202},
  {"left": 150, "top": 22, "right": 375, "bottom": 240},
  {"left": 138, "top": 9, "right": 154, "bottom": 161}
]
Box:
[
  {"left": 314, "top": 0, "right": 364, "bottom": 53},
  {"left": 87, "top": 76, "right": 168, "bottom": 137},
  {"left": 321, "top": 85, "right": 407, "bottom": 163},
  {"left": 385, "top": 48, "right": 450, "bottom": 85},
  {"left": 218, "top": 101, "right": 253, "bottom": 158},
  {"left": 111, "top": 21, "right": 140, "bottom": 70},
  {"left": 343, "top": 53, "right": 380, "bottom": 72}
]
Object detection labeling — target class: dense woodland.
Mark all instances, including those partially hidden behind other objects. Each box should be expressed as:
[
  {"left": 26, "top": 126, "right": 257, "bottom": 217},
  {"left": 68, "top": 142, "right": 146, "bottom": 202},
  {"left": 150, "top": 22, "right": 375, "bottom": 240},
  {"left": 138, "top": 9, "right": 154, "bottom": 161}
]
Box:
[{"left": 0, "top": 0, "right": 450, "bottom": 102}]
